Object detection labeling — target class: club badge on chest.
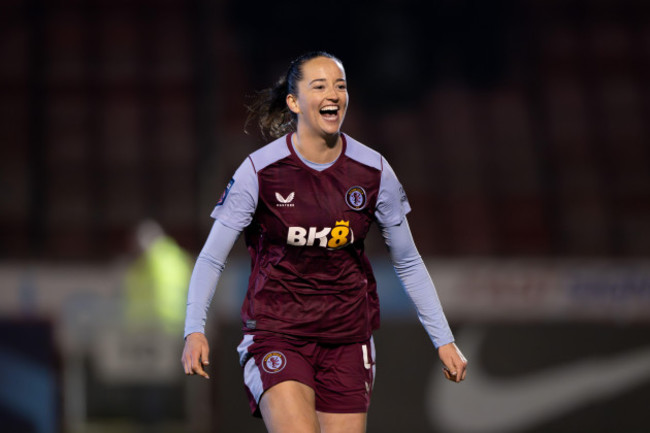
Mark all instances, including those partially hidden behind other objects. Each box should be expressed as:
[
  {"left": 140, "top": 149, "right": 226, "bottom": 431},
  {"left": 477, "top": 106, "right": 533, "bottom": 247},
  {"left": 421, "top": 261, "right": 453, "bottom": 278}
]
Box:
[{"left": 346, "top": 186, "right": 367, "bottom": 211}]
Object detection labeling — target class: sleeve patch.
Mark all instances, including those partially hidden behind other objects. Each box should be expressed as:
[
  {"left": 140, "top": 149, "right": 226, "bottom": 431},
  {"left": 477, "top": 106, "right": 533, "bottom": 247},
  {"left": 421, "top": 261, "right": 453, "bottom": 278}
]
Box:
[{"left": 216, "top": 178, "right": 235, "bottom": 206}]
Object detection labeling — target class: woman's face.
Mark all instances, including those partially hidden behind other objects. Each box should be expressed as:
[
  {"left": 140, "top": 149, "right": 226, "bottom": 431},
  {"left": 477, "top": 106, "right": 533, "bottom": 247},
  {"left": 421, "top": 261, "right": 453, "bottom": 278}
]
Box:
[{"left": 287, "top": 56, "right": 349, "bottom": 139}]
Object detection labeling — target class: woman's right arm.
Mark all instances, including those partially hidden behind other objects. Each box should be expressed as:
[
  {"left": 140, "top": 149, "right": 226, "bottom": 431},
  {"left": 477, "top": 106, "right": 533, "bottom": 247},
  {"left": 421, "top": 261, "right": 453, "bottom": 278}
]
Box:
[
  {"left": 182, "top": 220, "right": 241, "bottom": 378},
  {"left": 182, "top": 157, "right": 259, "bottom": 378},
  {"left": 184, "top": 220, "right": 242, "bottom": 338}
]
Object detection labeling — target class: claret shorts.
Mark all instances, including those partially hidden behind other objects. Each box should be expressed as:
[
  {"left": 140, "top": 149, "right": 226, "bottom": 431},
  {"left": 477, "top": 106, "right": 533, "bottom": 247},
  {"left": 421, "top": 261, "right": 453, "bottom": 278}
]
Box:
[{"left": 236, "top": 334, "right": 376, "bottom": 416}]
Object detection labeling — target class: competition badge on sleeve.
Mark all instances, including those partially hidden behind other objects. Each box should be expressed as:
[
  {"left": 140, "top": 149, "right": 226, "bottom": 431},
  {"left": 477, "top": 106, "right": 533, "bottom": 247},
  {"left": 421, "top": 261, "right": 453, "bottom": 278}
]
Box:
[{"left": 216, "top": 178, "right": 235, "bottom": 206}]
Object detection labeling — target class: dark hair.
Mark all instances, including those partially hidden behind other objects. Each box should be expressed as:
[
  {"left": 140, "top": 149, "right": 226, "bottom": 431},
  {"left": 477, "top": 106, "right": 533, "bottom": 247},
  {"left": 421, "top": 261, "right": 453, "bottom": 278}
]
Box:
[{"left": 245, "top": 51, "right": 343, "bottom": 139}]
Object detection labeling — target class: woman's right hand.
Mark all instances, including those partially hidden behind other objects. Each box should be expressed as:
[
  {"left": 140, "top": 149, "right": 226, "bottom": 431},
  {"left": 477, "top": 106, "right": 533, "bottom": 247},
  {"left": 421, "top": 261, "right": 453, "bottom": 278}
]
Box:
[{"left": 182, "top": 332, "right": 210, "bottom": 379}]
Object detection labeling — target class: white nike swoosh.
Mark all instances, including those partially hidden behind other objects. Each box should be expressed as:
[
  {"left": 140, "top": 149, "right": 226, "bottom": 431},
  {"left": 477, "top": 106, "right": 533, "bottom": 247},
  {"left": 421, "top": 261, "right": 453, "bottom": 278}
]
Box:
[{"left": 427, "top": 328, "right": 650, "bottom": 433}]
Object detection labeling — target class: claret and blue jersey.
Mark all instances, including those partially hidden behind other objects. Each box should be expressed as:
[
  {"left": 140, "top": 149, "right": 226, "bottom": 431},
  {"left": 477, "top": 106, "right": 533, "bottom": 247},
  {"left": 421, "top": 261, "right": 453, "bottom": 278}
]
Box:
[{"left": 212, "top": 133, "right": 411, "bottom": 343}]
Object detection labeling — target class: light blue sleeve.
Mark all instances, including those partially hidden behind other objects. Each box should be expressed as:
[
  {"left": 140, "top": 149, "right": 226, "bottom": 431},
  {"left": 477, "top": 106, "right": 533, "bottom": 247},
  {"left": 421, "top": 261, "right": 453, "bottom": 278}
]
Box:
[
  {"left": 184, "top": 219, "right": 241, "bottom": 338},
  {"left": 375, "top": 157, "right": 412, "bottom": 227},
  {"left": 380, "top": 217, "right": 455, "bottom": 348},
  {"left": 210, "top": 157, "right": 258, "bottom": 231},
  {"left": 184, "top": 158, "right": 258, "bottom": 337}
]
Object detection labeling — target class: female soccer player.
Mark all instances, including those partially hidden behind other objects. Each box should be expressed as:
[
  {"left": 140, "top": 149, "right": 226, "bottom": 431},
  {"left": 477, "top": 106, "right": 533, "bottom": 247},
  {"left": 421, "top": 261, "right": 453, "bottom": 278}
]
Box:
[{"left": 181, "top": 51, "right": 467, "bottom": 433}]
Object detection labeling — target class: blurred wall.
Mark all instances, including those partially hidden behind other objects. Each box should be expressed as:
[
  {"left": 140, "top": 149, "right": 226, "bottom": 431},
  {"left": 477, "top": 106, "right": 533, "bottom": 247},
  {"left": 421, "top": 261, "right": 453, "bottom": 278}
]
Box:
[{"left": 2, "top": 0, "right": 649, "bottom": 259}]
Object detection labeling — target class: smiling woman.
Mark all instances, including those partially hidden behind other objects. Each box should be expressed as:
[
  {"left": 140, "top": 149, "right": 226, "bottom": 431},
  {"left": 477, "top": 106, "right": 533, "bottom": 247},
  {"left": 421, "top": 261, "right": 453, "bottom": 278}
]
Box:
[
  {"left": 181, "top": 51, "right": 467, "bottom": 433},
  {"left": 285, "top": 56, "right": 348, "bottom": 152},
  {"left": 245, "top": 52, "right": 347, "bottom": 147}
]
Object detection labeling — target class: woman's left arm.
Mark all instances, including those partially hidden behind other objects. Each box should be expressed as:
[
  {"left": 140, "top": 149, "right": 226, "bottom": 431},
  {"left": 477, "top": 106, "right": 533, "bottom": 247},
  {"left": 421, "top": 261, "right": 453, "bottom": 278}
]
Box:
[{"left": 380, "top": 218, "right": 467, "bottom": 382}]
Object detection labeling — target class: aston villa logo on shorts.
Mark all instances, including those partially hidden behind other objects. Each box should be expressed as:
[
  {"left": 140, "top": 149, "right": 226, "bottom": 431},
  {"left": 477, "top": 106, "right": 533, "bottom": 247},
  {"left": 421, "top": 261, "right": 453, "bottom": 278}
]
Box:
[
  {"left": 346, "top": 186, "right": 367, "bottom": 210},
  {"left": 262, "top": 351, "right": 287, "bottom": 374}
]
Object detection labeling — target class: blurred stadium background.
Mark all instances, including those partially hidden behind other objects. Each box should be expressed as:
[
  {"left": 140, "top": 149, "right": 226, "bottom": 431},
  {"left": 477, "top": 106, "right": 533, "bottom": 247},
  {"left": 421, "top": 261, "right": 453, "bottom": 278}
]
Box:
[{"left": 1, "top": 0, "right": 650, "bottom": 432}]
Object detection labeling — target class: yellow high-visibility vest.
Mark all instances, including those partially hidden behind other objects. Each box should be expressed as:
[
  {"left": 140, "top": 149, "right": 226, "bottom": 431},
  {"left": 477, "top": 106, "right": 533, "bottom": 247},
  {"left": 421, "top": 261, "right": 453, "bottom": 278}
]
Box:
[{"left": 124, "top": 235, "right": 191, "bottom": 334}]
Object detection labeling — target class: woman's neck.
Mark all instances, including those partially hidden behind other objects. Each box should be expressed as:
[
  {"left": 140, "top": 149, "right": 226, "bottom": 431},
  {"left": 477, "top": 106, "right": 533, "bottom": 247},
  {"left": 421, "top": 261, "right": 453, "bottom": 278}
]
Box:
[{"left": 293, "top": 129, "right": 342, "bottom": 164}]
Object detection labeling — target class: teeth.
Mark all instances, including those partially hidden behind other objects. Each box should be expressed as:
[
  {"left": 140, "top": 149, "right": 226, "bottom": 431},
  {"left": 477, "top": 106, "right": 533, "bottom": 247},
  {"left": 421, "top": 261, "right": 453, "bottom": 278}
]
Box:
[{"left": 320, "top": 106, "right": 338, "bottom": 114}]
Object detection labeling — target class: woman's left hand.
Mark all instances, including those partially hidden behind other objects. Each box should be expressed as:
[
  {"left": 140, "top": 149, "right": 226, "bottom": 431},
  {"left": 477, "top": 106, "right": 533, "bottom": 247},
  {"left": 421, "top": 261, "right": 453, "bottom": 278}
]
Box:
[{"left": 438, "top": 342, "right": 468, "bottom": 383}]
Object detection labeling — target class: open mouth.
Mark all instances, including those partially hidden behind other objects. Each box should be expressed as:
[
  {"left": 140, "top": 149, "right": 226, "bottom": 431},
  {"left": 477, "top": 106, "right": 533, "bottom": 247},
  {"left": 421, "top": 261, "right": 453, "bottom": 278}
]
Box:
[{"left": 319, "top": 106, "right": 339, "bottom": 120}]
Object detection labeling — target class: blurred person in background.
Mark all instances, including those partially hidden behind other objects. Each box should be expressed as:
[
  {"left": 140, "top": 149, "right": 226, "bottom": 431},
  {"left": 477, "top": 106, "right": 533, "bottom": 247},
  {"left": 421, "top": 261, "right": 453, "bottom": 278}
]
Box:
[
  {"left": 125, "top": 219, "right": 191, "bottom": 334},
  {"left": 181, "top": 51, "right": 467, "bottom": 433},
  {"left": 120, "top": 220, "right": 192, "bottom": 428}
]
